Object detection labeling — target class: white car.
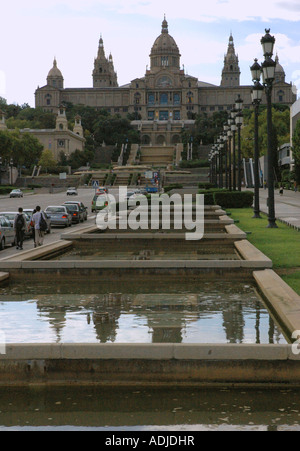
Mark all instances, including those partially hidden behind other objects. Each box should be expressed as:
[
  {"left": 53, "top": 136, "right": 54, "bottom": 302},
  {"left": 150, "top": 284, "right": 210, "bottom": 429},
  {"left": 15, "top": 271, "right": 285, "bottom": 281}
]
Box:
[
  {"left": 9, "top": 189, "right": 23, "bottom": 198},
  {"left": 0, "top": 215, "right": 16, "bottom": 250},
  {"left": 66, "top": 187, "right": 78, "bottom": 196},
  {"left": 0, "top": 211, "right": 31, "bottom": 237}
]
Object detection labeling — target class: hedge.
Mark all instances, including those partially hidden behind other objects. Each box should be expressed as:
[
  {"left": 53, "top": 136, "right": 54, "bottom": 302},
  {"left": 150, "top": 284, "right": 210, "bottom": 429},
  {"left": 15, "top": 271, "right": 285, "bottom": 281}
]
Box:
[
  {"left": 0, "top": 186, "right": 15, "bottom": 195},
  {"left": 164, "top": 184, "right": 183, "bottom": 192},
  {"left": 198, "top": 182, "right": 215, "bottom": 190},
  {"left": 214, "top": 191, "right": 254, "bottom": 209},
  {"left": 198, "top": 189, "right": 254, "bottom": 208}
]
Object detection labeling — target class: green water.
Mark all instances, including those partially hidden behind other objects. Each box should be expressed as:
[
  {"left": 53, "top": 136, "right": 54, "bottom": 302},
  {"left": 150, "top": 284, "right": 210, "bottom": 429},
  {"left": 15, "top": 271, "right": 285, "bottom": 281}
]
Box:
[{"left": 0, "top": 386, "right": 300, "bottom": 431}]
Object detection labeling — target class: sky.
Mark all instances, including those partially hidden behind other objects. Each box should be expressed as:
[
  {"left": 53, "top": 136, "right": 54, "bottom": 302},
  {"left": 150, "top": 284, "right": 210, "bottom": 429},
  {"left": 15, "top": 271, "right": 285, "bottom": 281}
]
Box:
[{"left": 1, "top": 0, "right": 300, "bottom": 106}]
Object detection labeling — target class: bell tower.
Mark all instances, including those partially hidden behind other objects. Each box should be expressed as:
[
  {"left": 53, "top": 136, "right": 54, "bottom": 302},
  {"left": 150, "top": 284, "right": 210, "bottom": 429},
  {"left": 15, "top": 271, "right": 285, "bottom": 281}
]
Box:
[
  {"left": 221, "top": 34, "right": 241, "bottom": 87},
  {"left": 93, "top": 35, "right": 118, "bottom": 88}
]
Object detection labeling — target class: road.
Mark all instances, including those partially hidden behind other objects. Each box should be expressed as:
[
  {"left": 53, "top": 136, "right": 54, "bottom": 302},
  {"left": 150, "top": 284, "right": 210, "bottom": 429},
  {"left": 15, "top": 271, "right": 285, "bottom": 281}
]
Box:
[
  {"left": 0, "top": 188, "right": 98, "bottom": 259},
  {"left": 257, "top": 188, "right": 300, "bottom": 230}
]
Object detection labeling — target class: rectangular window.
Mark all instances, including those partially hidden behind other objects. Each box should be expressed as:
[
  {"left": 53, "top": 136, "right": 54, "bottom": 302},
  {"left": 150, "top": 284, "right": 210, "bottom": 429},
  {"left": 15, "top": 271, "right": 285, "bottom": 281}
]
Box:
[
  {"left": 148, "top": 93, "right": 155, "bottom": 105},
  {"left": 159, "top": 111, "right": 169, "bottom": 121},
  {"left": 160, "top": 93, "right": 168, "bottom": 105},
  {"left": 173, "top": 93, "right": 181, "bottom": 105},
  {"left": 174, "top": 111, "right": 181, "bottom": 120},
  {"left": 148, "top": 111, "right": 155, "bottom": 120}
]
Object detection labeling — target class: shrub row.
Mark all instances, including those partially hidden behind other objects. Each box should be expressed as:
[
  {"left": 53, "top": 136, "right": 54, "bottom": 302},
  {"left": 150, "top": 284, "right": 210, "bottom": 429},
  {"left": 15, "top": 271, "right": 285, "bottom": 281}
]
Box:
[
  {"left": 198, "top": 189, "right": 254, "bottom": 208},
  {"left": 179, "top": 159, "right": 209, "bottom": 169},
  {"left": 164, "top": 184, "right": 183, "bottom": 193},
  {"left": 0, "top": 186, "right": 14, "bottom": 195}
]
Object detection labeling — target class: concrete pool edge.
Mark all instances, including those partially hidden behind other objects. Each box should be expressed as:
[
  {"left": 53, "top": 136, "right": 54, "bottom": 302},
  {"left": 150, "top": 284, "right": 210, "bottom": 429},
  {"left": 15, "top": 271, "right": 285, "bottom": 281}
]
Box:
[{"left": 1, "top": 344, "right": 300, "bottom": 387}]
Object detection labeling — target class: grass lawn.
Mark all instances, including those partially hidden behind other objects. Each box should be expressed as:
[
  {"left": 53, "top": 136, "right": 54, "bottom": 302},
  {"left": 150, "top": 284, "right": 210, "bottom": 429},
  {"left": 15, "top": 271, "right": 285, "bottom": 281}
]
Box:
[{"left": 230, "top": 208, "right": 300, "bottom": 294}]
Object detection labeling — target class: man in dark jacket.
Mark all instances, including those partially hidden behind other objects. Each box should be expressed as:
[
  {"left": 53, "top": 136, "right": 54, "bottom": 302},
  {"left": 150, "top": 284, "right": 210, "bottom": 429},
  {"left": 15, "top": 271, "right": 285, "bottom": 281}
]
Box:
[{"left": 14, "top": 207, "right": 26, "bottom": 250}]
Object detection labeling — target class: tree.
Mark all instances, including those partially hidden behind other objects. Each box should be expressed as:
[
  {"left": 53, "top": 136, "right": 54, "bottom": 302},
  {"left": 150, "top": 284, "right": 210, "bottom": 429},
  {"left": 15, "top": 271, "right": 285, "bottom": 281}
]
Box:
[
  {"left": 241, "top": 107, "right": 290, "bottom": 159},
  {"left": 293, "top": 120, "right": 300, "bottom": 184},
  {"left": 0, "top": 130, "right": 43, "bottom": 169},
  {"left": 38, "top": 149, "right": 57, "bottom": 170}
]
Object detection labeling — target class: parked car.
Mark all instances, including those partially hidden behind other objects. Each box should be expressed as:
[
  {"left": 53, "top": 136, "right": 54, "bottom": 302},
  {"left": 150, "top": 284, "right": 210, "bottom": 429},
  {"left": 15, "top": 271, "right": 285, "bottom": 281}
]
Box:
[
  {"left": 9, "top": 189, "right": 23, "bottom": 198},
  {"left": 0, "top": 211, "right": 31, "bottom": 236},
  {"left": 91, "top": 193, "right": 109, "bottom": 213},
  {"left": 66, "top": 187, "right": 78, "bottom": 196},
  {"left": 64, "top": 201, "right": 88, "bottom": 221},
  {"left": 63, "top": 203, "right": 85, "bottom": 224},
  {"left": 96, "top": 187, "right": 108, "bottom": 194},
  {"left": 0, "top": 215, "right": 16, "bottom": 250},
  {"left": 23, "top": 209, "right": 52, "bottom": 234},
  {"left": 44, "top": 206, "right": 72, "bottom": 228}
]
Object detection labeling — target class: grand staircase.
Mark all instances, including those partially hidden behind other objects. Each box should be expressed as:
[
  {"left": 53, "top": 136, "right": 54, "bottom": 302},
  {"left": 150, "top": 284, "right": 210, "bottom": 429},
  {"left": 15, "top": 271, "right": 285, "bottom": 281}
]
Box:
[{"left": 139, "top": 146, "right": 175, "bottom": 167}]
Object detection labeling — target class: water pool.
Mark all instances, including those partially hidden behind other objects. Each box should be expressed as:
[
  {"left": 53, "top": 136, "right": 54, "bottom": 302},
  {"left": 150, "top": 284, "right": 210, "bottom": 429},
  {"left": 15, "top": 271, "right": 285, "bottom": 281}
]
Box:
[{"left": 0, "top": 280, "right": 285, "bottom": 344}]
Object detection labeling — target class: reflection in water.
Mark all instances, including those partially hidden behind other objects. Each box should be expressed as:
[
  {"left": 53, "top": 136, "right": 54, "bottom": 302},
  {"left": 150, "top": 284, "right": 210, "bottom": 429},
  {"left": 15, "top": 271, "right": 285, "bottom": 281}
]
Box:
[
  {"left": 0, "top": 281, "right": 285, "bottom": 344},
  {"left": 0, "top": 386, "right": 300, "bottom": 430}
]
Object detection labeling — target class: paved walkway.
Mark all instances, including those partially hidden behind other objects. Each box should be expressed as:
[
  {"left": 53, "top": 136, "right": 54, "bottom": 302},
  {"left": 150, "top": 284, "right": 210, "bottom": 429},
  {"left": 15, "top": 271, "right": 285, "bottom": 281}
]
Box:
[{"left": 258, "top": 188, "right": 300, "bottom": 230}]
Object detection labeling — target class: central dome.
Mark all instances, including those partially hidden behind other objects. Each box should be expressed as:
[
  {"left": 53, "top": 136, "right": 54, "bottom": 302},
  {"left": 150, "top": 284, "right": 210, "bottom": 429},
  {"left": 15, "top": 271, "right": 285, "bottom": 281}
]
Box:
[
  {"left": 150, "top": 17, "right": 181, "bottom": 72},
  {"left": 151, "top": 17, "right": 180, "bottom": 56}
]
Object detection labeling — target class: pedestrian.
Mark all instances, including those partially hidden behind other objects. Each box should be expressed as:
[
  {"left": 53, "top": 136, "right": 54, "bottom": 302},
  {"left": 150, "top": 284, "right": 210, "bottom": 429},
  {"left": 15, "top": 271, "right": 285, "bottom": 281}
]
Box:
[
  {"left": 32, "top": 206, "right": 46, "bottom": 248},
  {"left": 294, "top": 181, "right": 298, "bottom": 193},
  {"left": 279, "top": 185, "right": 284, "bottom": 196},
  {"left": 264, "top": 180, "right": 267, "bottom": 190},
  {"left": 30, "top": 209, "right": 36, "bottom": 243},
  {"left": 14, "top": 207, "right": 26, "bottom": 250}
]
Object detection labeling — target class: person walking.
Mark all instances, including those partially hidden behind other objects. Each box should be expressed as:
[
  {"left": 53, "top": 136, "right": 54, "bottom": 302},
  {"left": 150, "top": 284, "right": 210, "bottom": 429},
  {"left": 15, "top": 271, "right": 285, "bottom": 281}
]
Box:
[
  {"left": 32, "top": 206, "right": 46, "bottom": 248},
  {"left": 14, "top": 207, "right": 26, "bottom": 250}
]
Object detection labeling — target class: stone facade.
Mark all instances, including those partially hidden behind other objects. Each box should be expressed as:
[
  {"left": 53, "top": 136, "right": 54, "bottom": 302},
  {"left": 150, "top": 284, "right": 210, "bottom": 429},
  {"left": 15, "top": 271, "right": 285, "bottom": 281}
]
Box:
[
  {"left": 35, "top": 18, "right": 296, "bottom": 146},
  {"left": 0, "top": 107, "right": 85, "bottom": 162}
]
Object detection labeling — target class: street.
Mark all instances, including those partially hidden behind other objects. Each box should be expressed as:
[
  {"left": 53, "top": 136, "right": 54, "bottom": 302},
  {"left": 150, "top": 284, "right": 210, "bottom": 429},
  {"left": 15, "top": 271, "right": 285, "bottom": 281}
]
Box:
[
  {"left": 0, "top": 188, "right": 98, "bottom": 259},
  {"left": 257, "top": 188, "right": 300, "bottom": 230}
]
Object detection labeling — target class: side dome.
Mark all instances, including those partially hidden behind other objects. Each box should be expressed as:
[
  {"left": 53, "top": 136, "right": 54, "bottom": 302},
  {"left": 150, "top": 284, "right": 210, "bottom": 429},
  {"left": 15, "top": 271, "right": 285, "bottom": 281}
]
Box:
[{"left": 47, "top": 58, "right": 64, "bottom": 89}]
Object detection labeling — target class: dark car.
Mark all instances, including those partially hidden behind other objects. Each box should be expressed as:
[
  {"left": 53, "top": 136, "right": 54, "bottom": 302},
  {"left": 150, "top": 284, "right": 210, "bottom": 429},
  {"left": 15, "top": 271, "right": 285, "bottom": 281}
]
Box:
[
  {"left": 63, "top": 203, "right": 85, "bottom": 224},
  {"left": 64, "top": 201, "right": 88, "bottom": 221}
]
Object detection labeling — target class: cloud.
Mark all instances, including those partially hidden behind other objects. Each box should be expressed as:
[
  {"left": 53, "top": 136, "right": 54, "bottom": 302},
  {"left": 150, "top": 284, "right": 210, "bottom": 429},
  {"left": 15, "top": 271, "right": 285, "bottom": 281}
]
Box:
[
  {"left": 5, "top": 0, "right": 300, "bottom": 22},
  {"left": 276, "top": 1, "right": 300, "bottom": 12}
]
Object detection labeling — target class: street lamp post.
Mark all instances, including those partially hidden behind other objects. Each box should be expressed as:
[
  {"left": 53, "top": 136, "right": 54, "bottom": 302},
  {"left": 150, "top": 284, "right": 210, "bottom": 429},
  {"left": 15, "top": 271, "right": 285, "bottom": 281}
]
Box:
[
  {"left": 218, "top": 139, "right": 224, "bottom": 189},
  {"left": 227, "top": 128, "right": 232, "bottom": 191},
  {"left": 230, "top": 113, "right": 237, "bottom": 190},
  {"left": 235, "top": 95, "right": 244, "bottom": 191},
  {"left": 223, "top": 127, "right": 229, "bottom": 189},
  {"left": 250, "top": 58, "right": 264, "bottom": 219},
  {"left": 10, "top": 158, "right": 13, "bottom": 186},
  {"left": 261, "top": 29, "right": 277, "bottom": 228}
]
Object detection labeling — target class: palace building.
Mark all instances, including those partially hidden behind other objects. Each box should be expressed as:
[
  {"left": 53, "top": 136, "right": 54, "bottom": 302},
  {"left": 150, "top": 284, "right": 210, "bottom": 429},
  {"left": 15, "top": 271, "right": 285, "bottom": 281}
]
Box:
[{"left": 35, "top": 17, "right": 296, "bottom": 146}]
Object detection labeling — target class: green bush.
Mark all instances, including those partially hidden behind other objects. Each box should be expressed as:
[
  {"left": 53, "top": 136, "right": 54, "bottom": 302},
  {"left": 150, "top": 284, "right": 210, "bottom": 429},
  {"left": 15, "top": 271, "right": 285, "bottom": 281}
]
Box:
[
  {"left": 164, "top": 184, "right": 183, "bottom": 192},
  {"left": 198, "top": 182, "right": 215, "bottom": 190},
  {"left": 197, "top": 189, "right": 254, "bottom": 208},
  {"left": 214, "top": 191, "right": 254, "bottom": 209},
  {"left": 179, "top": 159, "right": 209, "bottom": 169},
  {"left": 27, "top": 184, "right": 42, "bottom": 189},
  {"left": 0, "top": 186, "right": 14, "bottom": 195}
]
